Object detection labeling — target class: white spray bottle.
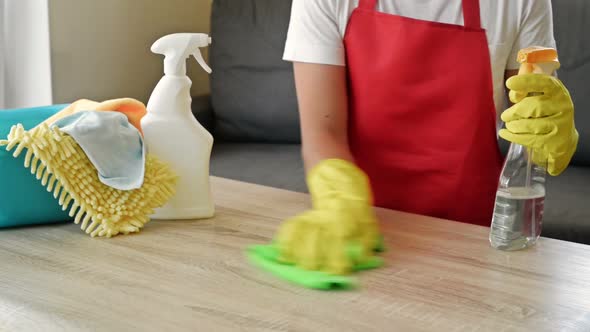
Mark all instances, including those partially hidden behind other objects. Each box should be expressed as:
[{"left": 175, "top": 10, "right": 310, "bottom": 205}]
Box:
[{"left": 142, "top": 33, "right": 214, "bottom": 220}]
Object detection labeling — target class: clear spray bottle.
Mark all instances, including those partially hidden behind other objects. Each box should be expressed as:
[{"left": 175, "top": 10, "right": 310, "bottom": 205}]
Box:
[{"left": 490, "top": 47, "right": 560, "bottom": 251}]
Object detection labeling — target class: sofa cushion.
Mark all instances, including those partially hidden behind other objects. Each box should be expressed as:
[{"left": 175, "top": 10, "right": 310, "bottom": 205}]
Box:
[
  {"left": 211, "top": 143, "right": 306, "bottom": 192},
  {"left": 210, "top": 0, "right": 300, "bottom": 143},
  {"left": 543, "top": 166, "right": 590, "bottom": 244},
  {"left": 552, "top": 0, "right": 590, "bottom": 166}
]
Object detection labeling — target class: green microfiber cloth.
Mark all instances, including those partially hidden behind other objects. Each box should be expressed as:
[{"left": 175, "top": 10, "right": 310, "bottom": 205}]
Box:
[{"left": 246, "top": 237, "right": 385, "bottom": 290}]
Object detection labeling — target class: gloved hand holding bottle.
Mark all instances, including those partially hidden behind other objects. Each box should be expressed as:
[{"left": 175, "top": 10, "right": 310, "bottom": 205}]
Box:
[
  {"left": 276, "top": 159, "right": 380, "bottom": 275},
  {"left": 500, "top": 73, "right": 579, "bottom": 176}
]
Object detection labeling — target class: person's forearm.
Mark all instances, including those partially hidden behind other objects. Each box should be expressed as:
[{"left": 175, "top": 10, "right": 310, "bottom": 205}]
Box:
[
  {"left": 301, "top": 130, "right": 355, "bottom": 171},
  {"left": 293, "top": 62, "right": 355, "bottom": 172}
]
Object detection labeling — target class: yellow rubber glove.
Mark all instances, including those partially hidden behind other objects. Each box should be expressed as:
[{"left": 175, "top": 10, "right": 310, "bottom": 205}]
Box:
[
  {"left": 276, "top": 159, "right": 380, "bottom": 275},
  {"left": 499, "top": 73, "right": 579, "bottom": 176}
]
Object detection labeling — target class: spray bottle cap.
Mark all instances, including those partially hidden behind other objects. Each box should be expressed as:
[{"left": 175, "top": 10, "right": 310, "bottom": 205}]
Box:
[
  {"left": 517, "top": 46, "right": 560, "bottom": 75},
  {"left": 151, "top": 33, "right": 212, "bottom": 76}
]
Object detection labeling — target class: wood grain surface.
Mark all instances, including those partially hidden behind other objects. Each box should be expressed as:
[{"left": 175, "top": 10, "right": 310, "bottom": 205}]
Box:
[{"left": 0, "top": 177, "right": 589, "bottom": 332}]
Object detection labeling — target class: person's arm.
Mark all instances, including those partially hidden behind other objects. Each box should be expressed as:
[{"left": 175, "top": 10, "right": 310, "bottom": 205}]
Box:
[
  {"left": 293, "top": 62, "right": 354, "bottom": 171},
  {"left": 276, "top": 1, "right": 380, "bottom": 275},
  {"left": 503, "top": 0, "right": 555, "bottom": 97},
  {"left": 500, "top": 0, "right": 577, "bottom": 176}
]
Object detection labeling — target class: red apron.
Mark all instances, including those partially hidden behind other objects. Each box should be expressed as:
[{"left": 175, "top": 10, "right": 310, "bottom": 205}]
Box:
[{"left": 344, "top": 0, "right": 503, "bottom": 226}]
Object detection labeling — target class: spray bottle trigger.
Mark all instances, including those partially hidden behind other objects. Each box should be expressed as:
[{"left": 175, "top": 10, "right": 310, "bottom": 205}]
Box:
[{"left": 192, "top": 50, "right": 212, "bottom": 74}]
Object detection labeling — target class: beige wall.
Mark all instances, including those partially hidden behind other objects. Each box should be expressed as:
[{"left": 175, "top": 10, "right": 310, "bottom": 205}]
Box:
[{"left": 49, "top": 0, "right": 212, "bottom": 104}]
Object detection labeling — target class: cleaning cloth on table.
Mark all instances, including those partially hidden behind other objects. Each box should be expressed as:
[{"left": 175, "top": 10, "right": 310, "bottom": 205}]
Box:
[
  {"left": 247, "top": 237, "right": 385, "bottom": 290},
  {"left": 0, "top": 122, "right": 177, "bottom": 237},
  {"left": 0, "top": 101, "right": 177, "bottom": 236},
  {"left": 53, "top": 111, "right": 146, "bottom": 191}
]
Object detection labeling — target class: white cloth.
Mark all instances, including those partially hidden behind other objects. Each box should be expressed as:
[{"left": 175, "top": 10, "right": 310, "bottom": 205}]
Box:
[
  {"left": 53, "top": 111, "right": 146, "bottom": 191},
  {"left": 283, "top": 0, "right": 556, "bottom": 118}
]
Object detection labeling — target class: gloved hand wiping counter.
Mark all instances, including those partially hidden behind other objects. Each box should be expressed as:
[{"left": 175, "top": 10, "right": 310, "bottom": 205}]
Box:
[
  {"left": 247, "top": 159, "right": 385, "bottom": 290},
  {"left": 0, "top": 99, "right": 177, "bottom": 237}
]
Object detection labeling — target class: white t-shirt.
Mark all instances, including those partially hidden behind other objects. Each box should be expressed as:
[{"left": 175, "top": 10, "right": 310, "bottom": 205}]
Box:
[{"left": 283, "top": 0, "right": 556, "bottom": 119}]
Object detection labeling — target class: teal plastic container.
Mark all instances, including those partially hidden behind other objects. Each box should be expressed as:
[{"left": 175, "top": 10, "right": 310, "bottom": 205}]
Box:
[{"left": 0, "top": 104, "right": 73, "bottom": 228}]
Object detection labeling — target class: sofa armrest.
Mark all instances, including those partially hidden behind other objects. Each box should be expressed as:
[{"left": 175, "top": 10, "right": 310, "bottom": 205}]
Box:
[{"left": 191, "top": 94, "right": 214, "bottom": 132}]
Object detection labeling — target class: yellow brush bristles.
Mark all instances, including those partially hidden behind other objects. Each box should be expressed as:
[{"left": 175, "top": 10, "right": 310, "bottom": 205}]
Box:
[{"left": 0, "top": 123, "right": 178, "bottom": 237}]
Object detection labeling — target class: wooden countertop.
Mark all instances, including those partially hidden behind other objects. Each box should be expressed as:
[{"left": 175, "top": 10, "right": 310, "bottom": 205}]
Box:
[{"left": 0, "top": 177, "right": 589, "bottom": 331}]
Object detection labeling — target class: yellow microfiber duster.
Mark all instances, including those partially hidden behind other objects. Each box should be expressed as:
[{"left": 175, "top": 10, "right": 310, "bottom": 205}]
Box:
[{"left": 0, "top": 123, "right": 177, "bottom": 237}]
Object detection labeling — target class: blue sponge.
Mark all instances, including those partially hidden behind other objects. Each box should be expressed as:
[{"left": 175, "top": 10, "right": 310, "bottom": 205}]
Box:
[{"left": 0, "top": 104, "right": 73, "bottom": 228}]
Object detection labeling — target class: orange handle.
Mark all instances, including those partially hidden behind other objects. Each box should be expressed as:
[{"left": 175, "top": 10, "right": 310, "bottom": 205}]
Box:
[{"left": 517, "top": 46, "right": 560, "bottom": 75}]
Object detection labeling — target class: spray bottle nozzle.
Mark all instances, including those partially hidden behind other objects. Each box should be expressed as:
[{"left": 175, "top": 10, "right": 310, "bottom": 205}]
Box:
[
  {"left": 192, "top": 49, "right": 212, "bottom": 74},
  {"left": 151, "top": 33, "right": 212, "bottom": 76}
]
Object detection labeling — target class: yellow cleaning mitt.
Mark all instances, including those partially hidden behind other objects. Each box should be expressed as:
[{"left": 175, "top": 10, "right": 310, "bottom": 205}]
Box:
[{"left": 0, "top": 123, "right": 177, "bottom": 237}]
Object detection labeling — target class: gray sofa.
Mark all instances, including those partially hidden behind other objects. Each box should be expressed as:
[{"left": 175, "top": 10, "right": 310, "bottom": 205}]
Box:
[{"left": 194, "top": 0, "right": 590, "bottom": 244}]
